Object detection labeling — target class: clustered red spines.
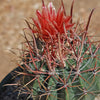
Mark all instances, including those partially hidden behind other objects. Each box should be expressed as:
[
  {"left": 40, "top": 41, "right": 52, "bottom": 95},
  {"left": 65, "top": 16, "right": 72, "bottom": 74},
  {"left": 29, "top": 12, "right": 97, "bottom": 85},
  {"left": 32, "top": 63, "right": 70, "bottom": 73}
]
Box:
[{"left": 32, "top": 2, "right": 73, "bottom": 43}]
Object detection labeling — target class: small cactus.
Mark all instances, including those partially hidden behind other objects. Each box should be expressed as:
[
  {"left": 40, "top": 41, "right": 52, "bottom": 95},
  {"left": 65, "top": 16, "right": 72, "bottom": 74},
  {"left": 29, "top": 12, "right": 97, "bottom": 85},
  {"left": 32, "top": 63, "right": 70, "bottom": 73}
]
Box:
[{"left": 17, "top": 0, "right": 100, "bottom": 100}]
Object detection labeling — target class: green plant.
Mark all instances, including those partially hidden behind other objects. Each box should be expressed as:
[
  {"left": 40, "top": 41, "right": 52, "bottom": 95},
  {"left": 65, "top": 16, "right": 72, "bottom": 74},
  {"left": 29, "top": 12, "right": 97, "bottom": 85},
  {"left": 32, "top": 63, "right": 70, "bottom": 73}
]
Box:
[{"left": 16, "top": 0, "right": 100, "bottom": 100}]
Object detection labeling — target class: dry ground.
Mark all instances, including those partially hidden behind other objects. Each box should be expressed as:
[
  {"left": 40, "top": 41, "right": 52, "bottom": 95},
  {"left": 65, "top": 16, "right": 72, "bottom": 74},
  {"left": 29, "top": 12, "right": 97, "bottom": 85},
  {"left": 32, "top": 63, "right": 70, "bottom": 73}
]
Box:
[{"left": 0, "top": 0, "right": 100, "bottom": 99}]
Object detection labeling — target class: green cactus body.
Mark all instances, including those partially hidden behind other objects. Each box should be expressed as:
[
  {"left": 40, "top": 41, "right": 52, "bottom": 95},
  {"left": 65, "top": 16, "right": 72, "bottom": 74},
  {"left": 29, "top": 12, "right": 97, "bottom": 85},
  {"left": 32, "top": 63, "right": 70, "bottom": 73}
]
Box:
[{"left": 18, "top": 1, "right": 100, "bottom": 100}]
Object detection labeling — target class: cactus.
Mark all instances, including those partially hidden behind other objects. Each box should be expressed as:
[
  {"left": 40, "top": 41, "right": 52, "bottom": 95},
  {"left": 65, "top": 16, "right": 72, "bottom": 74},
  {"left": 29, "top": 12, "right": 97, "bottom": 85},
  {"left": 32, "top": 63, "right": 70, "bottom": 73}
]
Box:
[{"left": 16, "top": 0, "right": 100, "bottom": 100}]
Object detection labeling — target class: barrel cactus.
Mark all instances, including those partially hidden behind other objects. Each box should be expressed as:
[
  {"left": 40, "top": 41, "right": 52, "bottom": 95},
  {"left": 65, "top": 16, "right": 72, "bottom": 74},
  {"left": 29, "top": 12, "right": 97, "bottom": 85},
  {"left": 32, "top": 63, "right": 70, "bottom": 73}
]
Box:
[{"left": 16, "top": 0, "right": 100, "bottom": 100}]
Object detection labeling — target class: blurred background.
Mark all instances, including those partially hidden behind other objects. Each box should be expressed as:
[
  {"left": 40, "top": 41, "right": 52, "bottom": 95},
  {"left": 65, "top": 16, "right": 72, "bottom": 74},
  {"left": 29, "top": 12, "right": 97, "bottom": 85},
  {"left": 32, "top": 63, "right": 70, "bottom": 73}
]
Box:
[{"left": 0, "top": 0, "right": 100, "bottom": 83}]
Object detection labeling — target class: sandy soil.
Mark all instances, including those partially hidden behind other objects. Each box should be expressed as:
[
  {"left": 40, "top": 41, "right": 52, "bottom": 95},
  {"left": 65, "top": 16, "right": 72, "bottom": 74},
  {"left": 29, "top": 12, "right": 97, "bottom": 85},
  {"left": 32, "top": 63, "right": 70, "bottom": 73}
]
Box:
[{"left": 0, "top": 0, "right": 100, "bottom": 98}]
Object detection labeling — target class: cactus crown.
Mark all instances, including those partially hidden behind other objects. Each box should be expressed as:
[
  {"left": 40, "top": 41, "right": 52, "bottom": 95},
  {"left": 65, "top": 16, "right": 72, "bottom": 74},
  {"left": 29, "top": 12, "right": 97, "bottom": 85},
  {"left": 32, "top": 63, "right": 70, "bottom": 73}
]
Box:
[{"left": 17, "top": 0, "right": 100, "bottom": 100}]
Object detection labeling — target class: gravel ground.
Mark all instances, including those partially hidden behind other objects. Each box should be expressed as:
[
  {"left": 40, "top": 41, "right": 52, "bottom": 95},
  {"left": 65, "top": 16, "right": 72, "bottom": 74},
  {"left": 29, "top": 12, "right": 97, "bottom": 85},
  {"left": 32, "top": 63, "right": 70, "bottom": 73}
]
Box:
[{"left": 0, "top": 0, "right": 100, "bottom": 99}]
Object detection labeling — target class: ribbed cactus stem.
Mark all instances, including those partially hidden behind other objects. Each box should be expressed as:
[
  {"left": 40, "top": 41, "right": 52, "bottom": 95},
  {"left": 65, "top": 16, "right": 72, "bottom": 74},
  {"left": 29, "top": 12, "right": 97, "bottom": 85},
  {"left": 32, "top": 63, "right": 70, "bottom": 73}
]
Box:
[{"left": 17, "top": 0, "right": 100, "bottom": 100}]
